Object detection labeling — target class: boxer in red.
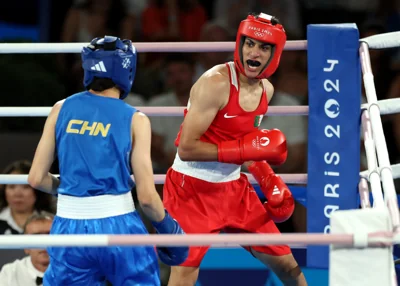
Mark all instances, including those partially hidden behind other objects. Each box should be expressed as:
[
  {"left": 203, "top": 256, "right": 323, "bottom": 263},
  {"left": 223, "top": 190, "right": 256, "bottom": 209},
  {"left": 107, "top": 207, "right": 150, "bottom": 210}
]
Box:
[{"left": 163, "top": 12, "right": 307, "bottom": 286}]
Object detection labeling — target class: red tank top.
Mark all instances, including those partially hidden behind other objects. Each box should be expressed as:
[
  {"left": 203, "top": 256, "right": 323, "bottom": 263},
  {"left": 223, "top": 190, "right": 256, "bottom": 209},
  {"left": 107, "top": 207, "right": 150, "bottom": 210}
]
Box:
[{"left": 175, "top": 62, "right": 268, "bottom": 146}]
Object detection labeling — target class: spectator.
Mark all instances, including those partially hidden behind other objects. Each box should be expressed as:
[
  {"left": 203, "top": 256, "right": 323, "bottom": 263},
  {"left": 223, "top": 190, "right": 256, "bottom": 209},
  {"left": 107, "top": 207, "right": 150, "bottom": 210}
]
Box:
[
  {"left": 69, "top": 0, "right": 137, "bottom": 40},
  {"left": 136, "top": 0, "right": 207, "bottom": 98},
  {"left": 123, "top": 0, "right": 150, "bottom": 41},
  {"left": 0, "top": 160, "right": 55, "bottom": 235},
  {"left": 141, "top": 0, "right": 207, "bottom": 42},
  {"left": 59, "top": 0, "right": 134, "bottom": 93},
  {"left": 148, "top": 54, "right": 194, "bottom": 172},
  {"left": 0, "top": 212, "right": 53, "bottom": 286},
  {"left": 251, "top": 0, "right": 304, "bottom": 38},
  {"left": 124, "top": 92, "right": 147, "bottom": 107},
  {"left": 212, "top": 0, "right": 251, "bottom": 37},
  {"left": 194, "top": 21, "right": 233, "bottom": 81},
  {"left": 213, "top": 0, "right": 304, "bottom": 44}
]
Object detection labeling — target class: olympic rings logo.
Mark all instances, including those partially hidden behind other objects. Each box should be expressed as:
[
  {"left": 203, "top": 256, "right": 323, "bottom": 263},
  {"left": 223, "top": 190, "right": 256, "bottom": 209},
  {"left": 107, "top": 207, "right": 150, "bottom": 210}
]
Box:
[{"left": 254, "top": 31, "right": 264, "bottom": 37}]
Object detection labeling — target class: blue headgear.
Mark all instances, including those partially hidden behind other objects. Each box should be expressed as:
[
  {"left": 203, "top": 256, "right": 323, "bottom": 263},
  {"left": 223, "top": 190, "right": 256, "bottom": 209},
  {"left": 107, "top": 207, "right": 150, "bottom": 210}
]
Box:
[{"left": 81, "top": 35, "right": 137, "bottom": 100}]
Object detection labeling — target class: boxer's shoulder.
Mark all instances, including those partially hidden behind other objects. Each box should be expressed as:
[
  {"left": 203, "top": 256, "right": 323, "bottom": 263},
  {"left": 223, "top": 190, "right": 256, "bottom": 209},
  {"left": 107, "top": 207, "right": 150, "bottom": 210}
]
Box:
[
  {"left": 195, "top": 65, "right": 230, "bottom": 93},
  {"left": 190, "top": 65, "right": 230, "bottom": 107},
  {"left": 201, "top": 64, "right": 229, "bottom": 82}
]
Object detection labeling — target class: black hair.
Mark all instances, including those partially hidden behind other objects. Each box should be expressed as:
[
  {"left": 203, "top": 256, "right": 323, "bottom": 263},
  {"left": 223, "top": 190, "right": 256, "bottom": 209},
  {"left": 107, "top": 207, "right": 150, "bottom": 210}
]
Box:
[
  {"left": 87, "top": 77, "right": 116, "bottom": 91},
  {"left": 0, "top": 160, "right": 55, "bottom": 214},
  {"left": 74, "top": 0, "right": 127, "bottom": 36},
  {"left": 87, "top": 77, "right": 125, "bottom": 97}
]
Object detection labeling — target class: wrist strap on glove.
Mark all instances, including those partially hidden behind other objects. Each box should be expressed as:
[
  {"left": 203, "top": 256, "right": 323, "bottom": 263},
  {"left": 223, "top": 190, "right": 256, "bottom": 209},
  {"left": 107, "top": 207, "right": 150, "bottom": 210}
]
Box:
[{"left": 151, "top": 210, "right": 178, "bottom": 234}]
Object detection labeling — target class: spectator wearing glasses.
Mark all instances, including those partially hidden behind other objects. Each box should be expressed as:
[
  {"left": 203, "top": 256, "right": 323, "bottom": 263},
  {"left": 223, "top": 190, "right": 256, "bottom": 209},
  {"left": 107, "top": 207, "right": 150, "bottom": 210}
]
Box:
[{"left": 0, "top": 212, "right": 53, "bottom": 286}]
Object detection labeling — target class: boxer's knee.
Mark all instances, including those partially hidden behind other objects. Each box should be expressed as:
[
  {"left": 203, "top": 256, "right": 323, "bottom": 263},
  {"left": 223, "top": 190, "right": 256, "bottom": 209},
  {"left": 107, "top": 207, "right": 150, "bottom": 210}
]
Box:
[
  {"left": 252, "top": 250, "right": 306, "bottom": 284},
  {"left": 277, "top": 264, "right": 303, "bottom": 281},
  {"left": 168, "top": 266, "right": 199, "bottom": 286}
]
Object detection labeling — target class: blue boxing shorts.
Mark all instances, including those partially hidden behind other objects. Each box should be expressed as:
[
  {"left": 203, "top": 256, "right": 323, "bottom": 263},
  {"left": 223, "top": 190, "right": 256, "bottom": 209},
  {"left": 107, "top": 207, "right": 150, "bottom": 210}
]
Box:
[{"left": 44, "top": 193, "right": 160, "bottom": 286}]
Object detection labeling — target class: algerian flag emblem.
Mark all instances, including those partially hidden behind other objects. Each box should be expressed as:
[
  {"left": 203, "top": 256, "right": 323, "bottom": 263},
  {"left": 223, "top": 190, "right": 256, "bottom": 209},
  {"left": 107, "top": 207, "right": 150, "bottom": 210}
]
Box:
[{"left": 254, "top": 115, "right": 264, "bottom": 127}]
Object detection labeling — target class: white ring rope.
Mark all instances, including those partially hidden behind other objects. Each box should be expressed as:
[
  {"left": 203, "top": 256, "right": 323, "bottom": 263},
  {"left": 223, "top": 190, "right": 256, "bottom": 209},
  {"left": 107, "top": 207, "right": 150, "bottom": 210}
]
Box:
[
  {"left": 360, "top": 42, "right": 400, "bottom": 230},
  {"left": 360, "top": 111, "right": 385, "bottom": 209},
  {"left": 359, "top": 163, "right": 400, "bottom": 180},
  {"left": 358, "top": 178, "right": 372, "bottom": 209},
  {"left": 0, "top": 106, "right": 309, "bottom": 117},
  {"left": 0, "top": 31, "right": 397, "bottom": 54},
  {"left": 361, "top": 98, "right": 400, "bottom": 115},
  {"left": 0, "top": 173, "right": 308, "bottom": 185},
  {"left": 3, "top": 166, "right": 400, "bottom": 185},
  {"left": 0, "top": 232, "right": 397, "bottom": 249},
  {"left": 1, "top": 98, "right": 400, "bottom": 117},
  {"left": 0, "top": 40, "right": 307, "bottom": 54},
  {"left": 361, "top": 31, "right": 400, "bottom": 49}
]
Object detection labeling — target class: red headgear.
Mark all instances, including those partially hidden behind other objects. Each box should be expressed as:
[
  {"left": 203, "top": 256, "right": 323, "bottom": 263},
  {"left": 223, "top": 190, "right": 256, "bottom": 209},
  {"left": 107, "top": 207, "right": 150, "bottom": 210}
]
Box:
[{"left": 234, "top": 13, "right": 286, "bottom": 79}]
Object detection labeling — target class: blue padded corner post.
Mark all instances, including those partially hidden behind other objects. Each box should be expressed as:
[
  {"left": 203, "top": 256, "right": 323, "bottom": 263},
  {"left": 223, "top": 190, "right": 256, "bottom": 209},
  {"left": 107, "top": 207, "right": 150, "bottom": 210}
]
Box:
[{"left": 306, "top": 24, "right": 361, "bottom": 269}]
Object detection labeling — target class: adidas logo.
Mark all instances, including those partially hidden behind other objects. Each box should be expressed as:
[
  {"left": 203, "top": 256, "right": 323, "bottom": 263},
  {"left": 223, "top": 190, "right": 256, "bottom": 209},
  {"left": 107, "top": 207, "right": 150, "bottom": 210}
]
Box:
[
  {"left": 272, "top": 185, "right": 281, "bottom": 195},
  {"left": 91, "top": 61, "right": 107, "bottom": 72}
]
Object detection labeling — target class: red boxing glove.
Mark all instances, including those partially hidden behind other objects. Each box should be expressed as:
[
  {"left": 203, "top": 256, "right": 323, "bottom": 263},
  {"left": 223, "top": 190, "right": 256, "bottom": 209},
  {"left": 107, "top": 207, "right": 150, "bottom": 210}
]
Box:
[
  {"left": 217, "top": 129, "right": 287, "bottom": 165},
  {"left": 248, "top": 161, "right": 294, "bottom": 223}
]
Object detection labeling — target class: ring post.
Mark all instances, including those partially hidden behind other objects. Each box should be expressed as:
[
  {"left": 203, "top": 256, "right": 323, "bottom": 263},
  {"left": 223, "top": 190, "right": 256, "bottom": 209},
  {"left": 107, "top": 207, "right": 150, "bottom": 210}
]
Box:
[{"left": 306, "top": 23, "right": 361, "bottom": 268}]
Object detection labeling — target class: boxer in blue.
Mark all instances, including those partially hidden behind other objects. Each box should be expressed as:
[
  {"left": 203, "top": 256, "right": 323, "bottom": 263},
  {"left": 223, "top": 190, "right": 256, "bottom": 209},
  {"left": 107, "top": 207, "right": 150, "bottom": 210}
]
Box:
[{"left": 28, "top": 35, "right": 188, "bottom": 285}]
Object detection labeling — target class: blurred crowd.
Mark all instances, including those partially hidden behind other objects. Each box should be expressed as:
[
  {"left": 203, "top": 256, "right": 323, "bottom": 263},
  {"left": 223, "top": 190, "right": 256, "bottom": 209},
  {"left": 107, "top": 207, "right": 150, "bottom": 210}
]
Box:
[{"left": 0, "top": 0, "right": 400, "bottom": 285}]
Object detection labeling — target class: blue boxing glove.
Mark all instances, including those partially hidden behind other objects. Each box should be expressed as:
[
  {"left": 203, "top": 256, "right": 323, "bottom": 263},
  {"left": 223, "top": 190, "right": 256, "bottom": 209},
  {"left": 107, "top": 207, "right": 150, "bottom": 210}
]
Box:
[{"left": 151, "top": 210, "right": 189, "bottom": 266}]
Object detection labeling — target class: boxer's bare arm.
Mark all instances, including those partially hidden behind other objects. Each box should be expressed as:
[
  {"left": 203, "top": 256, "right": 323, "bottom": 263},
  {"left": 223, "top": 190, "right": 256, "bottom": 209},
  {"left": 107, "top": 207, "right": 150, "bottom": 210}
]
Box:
[
  {"left": 178, "top": 70, "right": 229, "bottom": 161},
  {"left": 131, "top": 112, "right": 165, "bottom": 222},
  {"left": 28, "top": 100, "right": 63, "bottom": 194}
]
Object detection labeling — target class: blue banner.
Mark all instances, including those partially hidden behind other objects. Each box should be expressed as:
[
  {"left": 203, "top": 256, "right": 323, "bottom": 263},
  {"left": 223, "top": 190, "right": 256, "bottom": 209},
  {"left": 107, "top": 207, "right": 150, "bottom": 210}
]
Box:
[{"left": 307, "top": 24, "right": 361, "bottom": 268}]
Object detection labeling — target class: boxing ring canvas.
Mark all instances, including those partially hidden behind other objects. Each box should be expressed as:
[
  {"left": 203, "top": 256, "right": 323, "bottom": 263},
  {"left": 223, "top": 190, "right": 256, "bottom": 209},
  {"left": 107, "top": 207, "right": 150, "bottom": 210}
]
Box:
[{"left": 1, "top": 22, "right": 400, "bottom": 285}]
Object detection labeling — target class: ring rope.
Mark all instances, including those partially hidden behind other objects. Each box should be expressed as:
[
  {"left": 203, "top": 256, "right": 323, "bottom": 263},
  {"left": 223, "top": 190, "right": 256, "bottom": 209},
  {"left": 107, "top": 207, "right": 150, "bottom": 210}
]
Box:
[
  {"left": 3, "top": 165, "right": 400, "bottom": 185},
  {"left": 0, "top": 173, "right": 308, "bottom": 185},
  {"left": 0, "top": 106, "right": 309, "bottom": 117},
  {"left": 0, "top": 41, "right": 307, "bottom": 54},
  {"left": 360, "top": 42, "right": 400, "bottom": 229},
  {"left": 361, "top": 111, "right": 385, "bottom": 208},
  {"left": 0, "top": 231, "right": 397, "bottom": 249},
  {"left": 359, "top": 163, "right": 400, "bottom": 181},
  {"left": 1, "top": 98, "right": 400, "bottom": 117},
  {"left": 358, "top": 178, "right": 372, "bottom": 208},
  {"left": 0, "top": 31, "right": 398, "bottom": 54}
]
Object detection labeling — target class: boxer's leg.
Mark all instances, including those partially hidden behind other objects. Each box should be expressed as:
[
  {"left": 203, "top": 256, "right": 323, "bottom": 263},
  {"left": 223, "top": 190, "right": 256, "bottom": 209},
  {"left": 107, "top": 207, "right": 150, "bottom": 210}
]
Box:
[
  {"left": 100, "top": 212, "right": 160, "bottom": 286},
  {"left": 163, "top": 168, "right": 224, "bottom": 285},
  {"left": 168, "top": 266, "right": 200, "bottom": 286},
  {"left": 252, "top": 251, "right": 307, "bottom": 286},
  {"left": 225, "top": 174, "right": 307, "bottom": 285},
  {"left": 44, "top": 216, "right": 104, "bottom": 285}
]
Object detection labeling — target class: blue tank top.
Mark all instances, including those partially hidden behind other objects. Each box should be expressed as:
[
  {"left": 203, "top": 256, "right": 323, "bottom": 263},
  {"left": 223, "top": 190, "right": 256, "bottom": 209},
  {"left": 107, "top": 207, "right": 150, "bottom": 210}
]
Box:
[{"left": 56, "top": 91, "right": 136, "bottom": 197}]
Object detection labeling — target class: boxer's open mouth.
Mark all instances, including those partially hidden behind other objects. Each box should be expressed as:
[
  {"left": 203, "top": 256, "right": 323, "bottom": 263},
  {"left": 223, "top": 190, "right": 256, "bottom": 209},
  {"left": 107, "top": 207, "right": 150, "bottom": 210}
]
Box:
[{"left": 246, "top": 60, "right": 261, "bottom": 71}]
